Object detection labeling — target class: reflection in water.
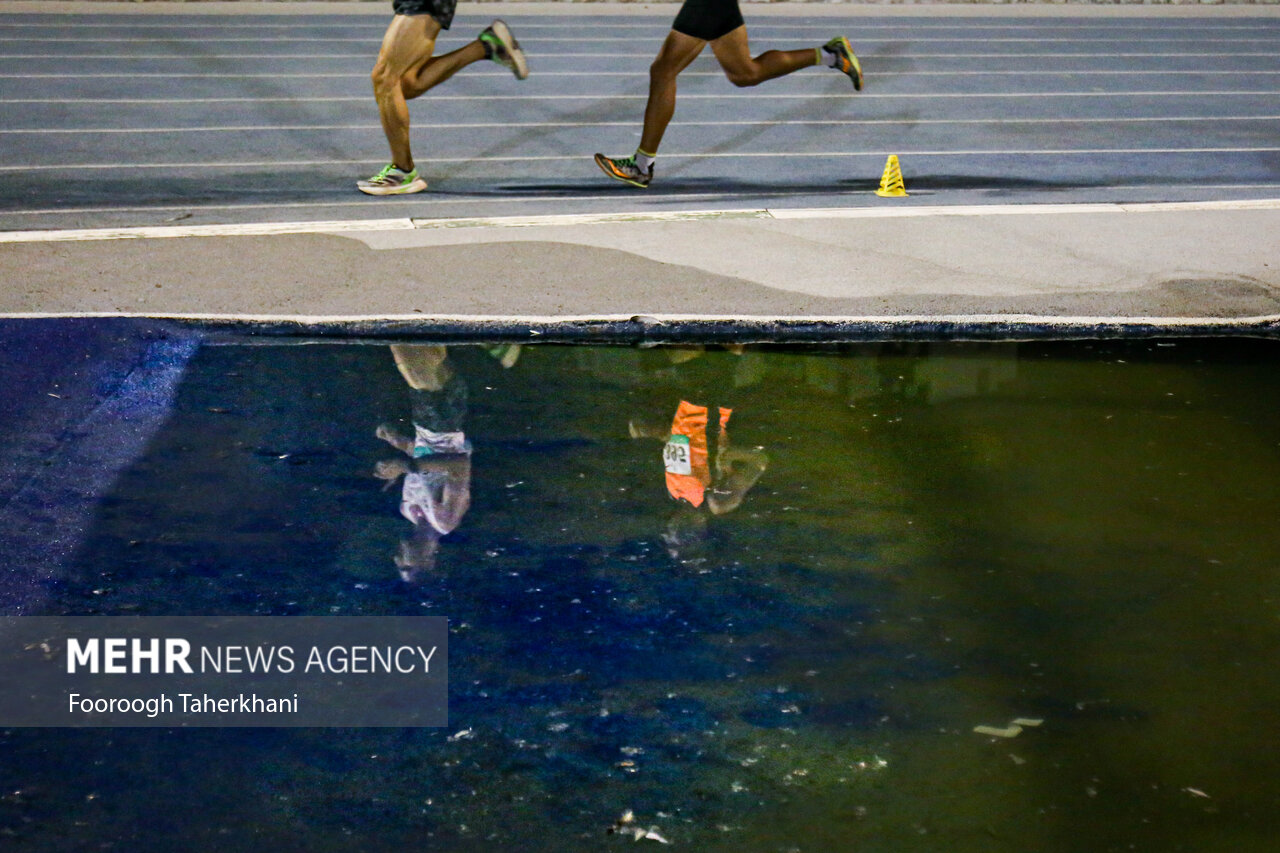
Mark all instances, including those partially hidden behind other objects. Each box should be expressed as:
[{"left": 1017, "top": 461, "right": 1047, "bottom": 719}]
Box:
[
  {"left": 627, "top": 346, "right": 770, "bottom": 559},
  {"left": 3, "top": 335, "right": 1280, "bottom": 852},
  {"left": 374, "top": 343, "right": 521, "bottom": 582},
  {"left": 376, "top": 344, "right": 474, "bottom": 582}
]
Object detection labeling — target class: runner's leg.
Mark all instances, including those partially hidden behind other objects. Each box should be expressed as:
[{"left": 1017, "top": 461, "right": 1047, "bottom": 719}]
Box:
[
  {"left": 402, "top": 41, "right": 486, "bottom": 100},
  {"left": 371, "top": 14, "right": 442, "bottom": 171},
  {"left": 639, "top": 29, "right": 708, "bottom": 155},
  {"left": 709, "top": 25, "right": 816, "bottom": 88}
]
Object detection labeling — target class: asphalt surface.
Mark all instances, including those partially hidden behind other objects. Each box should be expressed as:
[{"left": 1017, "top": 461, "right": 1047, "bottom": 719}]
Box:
[{"left": 1, "top": 2, "right": 1278, "bottom": 339}]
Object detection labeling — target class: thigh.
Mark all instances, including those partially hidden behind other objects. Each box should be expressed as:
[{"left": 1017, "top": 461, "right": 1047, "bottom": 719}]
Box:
[
  {"left": 652, "top": 28, "right": 708, "bottom": 76},
  {"left": 375, "top": 13, "right": 442, "bottom": 78},
  {"left": 672, "top": 0, "right": 744, "bottom": 43},
  {"left": 708, "top": 25, "right": 752, "bottom": 77}
]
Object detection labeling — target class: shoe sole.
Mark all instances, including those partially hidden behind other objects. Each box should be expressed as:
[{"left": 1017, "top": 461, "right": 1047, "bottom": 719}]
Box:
[
  {"left": 594, "top": 153, "right": 649, "bottom": 189},
  {"left": 489, "top": 19, "right": 529, "bottom": 81},
  {"left": 835, "top": 37, "right": 863, "bottom": 91},
  {"left": 357, "top": 177, "right": 428, "bottom": 196}
]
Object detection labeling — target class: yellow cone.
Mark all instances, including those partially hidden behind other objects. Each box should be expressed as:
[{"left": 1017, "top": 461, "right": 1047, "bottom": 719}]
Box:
[{"left": 875, "top": 154, "right": 907, "bottom": 198}]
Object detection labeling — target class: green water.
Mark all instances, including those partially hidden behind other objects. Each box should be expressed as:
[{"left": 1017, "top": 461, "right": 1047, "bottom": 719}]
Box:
[{"left": 3, "top": 338, "right": 1279, "bottom": 851}]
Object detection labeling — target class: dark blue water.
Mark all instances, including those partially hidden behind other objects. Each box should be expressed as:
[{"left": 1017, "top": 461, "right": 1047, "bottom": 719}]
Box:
[{"left": 2, "top": 327, "right": 1279, "bottom": 851}]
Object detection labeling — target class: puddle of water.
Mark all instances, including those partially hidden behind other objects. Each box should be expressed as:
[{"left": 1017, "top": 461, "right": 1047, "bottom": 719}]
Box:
[{"left": 3, "top": 333, "right": 1280, "bottom": 851}]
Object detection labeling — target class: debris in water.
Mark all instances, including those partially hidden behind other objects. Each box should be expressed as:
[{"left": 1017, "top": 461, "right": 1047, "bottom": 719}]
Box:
[
  {"left": 975, "top": 716, "right": 1044, "bottom": 738},
  {"left": 608, "top": 811, "right": 671, "bottom": 844}
]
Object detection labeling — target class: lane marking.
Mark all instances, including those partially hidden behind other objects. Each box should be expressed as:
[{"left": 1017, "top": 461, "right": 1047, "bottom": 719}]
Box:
[
  {"left": 4, "top": 20, "right": 1277, "bottom": 29},
  {"left": 3, "top": 35, "right": 1279, "bottom": 44},
  {"left": 3, "top": 51, "right": 1278, "bottom": 59},
  {"left": 8, "top": 90, "right": 1279, "bottom": 105},
  {"left": 4, "top": 21, "right": 1278, "bottom": 30},
  {"left": 3, "top": 199, "right": 1278, "bottom": 244},
  {"left": 3, "top": 147, "right": 1278, "bottom": 173},
  {"left": 8, "top": 68, "right": 1280, "bottom": 78},
  {"left": 5, "top": 116, "right": 1279, "bottom": 135},
  {"left": 8, "top": 184, "right": 1280, "bottom": 220},
  {"left": 4, "top": 311, "right": 1277, "bottom": 331}
]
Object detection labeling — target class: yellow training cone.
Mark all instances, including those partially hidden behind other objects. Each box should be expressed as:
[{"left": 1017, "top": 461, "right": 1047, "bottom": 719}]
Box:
[{"left": 875, "top": 154, "right": 907, "bottom": 198}]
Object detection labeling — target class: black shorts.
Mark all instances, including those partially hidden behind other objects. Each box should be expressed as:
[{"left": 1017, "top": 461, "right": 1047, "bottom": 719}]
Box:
[
  {"left": 672, "top": 0, "right": 744, "bottom": 42},
  {"left": 410, "top": 372, "right": 468, "bottom": 434},
  {"left": 393, "top": 0, "right": 457, "bottom": 30}
]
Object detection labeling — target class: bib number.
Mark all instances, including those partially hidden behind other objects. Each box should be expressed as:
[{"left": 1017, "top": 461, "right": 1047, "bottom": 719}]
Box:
[{"left": 663, "top": 435, "right": 692, "bottom": 475}]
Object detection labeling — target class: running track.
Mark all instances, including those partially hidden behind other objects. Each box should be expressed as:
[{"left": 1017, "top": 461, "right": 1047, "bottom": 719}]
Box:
[{"left": 1, "top": 6, "right": 1279, "bottom": 231}]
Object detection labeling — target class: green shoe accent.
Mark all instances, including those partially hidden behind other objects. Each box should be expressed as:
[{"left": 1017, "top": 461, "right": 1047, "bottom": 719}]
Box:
[
  {"left": 480, "top": 20, "right": 529, "bottom": 80},
  {"left": 824, "top": 36, "right": 863, "bottom": 92},
  {"left": 594, "top": 153, "right": 652, "bottom": 188},
  {"left": 357, "top": 164, "right": 427, "bottom": 196}
]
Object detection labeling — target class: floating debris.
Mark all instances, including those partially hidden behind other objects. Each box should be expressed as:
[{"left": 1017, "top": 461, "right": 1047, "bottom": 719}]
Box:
[
  {"left": 974, "top": 717, "right": 1044, "bottom": 738},
  {"left": 446, "top": 728, "right": 474, "bottom": 742},
  {"left": 608, "top": 811, "right": 671, "bottom": 844}
]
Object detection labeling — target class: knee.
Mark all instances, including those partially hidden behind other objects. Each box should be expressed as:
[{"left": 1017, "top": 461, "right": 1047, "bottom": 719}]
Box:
[
  {"left": 649, "top": 58, "right": 680, "bottom": 85},
  {"left": 724, "top": 65, "right": 761, "bottom": 88},
  {"left": 371, "top": 60, "right": 398, "bottom": 93}
]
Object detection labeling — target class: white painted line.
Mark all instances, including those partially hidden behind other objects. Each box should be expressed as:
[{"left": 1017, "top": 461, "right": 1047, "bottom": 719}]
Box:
[
  {"left": 8, "top": 183, "right": 1280, "bottom": 221},
  {"left": 5, "top": 20, "right": 1276, "bottom": 31},
  {"left": 3, "top": 147, "right": 1278, "bottom": 173},
  {"left": 4, "top": 199, "right": 1278, "bottom": 244},
  {"left": 409, "top": 209, "right": 772, "bottom": 229},
  {"left": 769, "top": 198, "right": 1280, "bottom": 220},
  {"left": 8, "top": 90, "right": 1278, "bottom": 107},
  {"left": 3, "top": 36, "right": 1278, "bottom": 44},
  {"left": 6, "top": 116, "right": 1279, "bottom": 135},
  {"left": 3, "top": 51, "right": 1277, "bottom": 59},
  {"left": 8, "top": 70, "right": 1280, "bottom": 79},
  {"left": 4, "top": 310, "right": 1277, "bottom": 330},
  {"left": 5, "top": 22, "right": 1276, "bottom": 32},
  {"left": 0, "top": 218, "right": 417, "bottom": 244}
]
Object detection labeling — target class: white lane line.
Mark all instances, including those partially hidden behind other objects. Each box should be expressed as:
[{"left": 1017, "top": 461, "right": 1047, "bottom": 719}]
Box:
[
  {"left": 7, "top": 184, "right": 1280, "bottom": 221},
  {"left": 7, "top": 310, "right": 1278, "bottom": 330},
  {"left": 0, "top": 192, "right": 764, "bottom": 219},
  {"left": 769, "top": 198, "right": 1280, "bottom": 219},
  {"left": 5, "top": 21, "right": 1276, "bottom": 30},
  {"left": 6, "top": 116, "right": 1280, "bottom": 135},
  {"left": 3, "top": 36, "right": 1278, "bottom": 44},
  {"left": 3, "top": 51, "right": 1278, "bottom": 59},
  {"left": 4, "top": 198, "right": 1278, "bottom": 244},
  {"left": 2, "top": 147, "right": 1277, "bottom": 173},
  {"left": 8, "top": 70, "right": 1280, "bottom": 79},
  {"left": 0, "top": 218, "right": 420, "bottom": 243},
  {"left": 5, "top": 22, "right": 1277, "bottom": 30},
  {"left": 7, "top": 91, "right": 1278, "bottom": 106}
]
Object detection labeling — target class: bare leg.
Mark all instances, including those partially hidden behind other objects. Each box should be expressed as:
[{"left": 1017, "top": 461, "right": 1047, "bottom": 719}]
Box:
[
  {"left": 639, "top": 30, "right": 708, "bottom": 155},
  {"left": 710, "top": 25, "right": 817, "bottom": 88},
  {"left": 402, "top": 41, "right": 487, "bottom": 99},
  {"left": 370, "top": 15, "right": 444, "bottom": 172},
  {"left": 391, "top": 344, "right": 453, "bottom": 391}
]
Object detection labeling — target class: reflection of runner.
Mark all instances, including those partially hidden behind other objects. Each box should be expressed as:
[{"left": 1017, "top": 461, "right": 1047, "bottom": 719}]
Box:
[
  {"left": 594, "top": 0, "right": 862, "bottom": 188},
  {"left": 358, "top": 3, "right": 528, "bottom": 195},
  {"left": 630, "top": 348, "right": 769, "bottom": 558},
  {"left": 375, "top": 345, "right": 473, "bottom": 581}
]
